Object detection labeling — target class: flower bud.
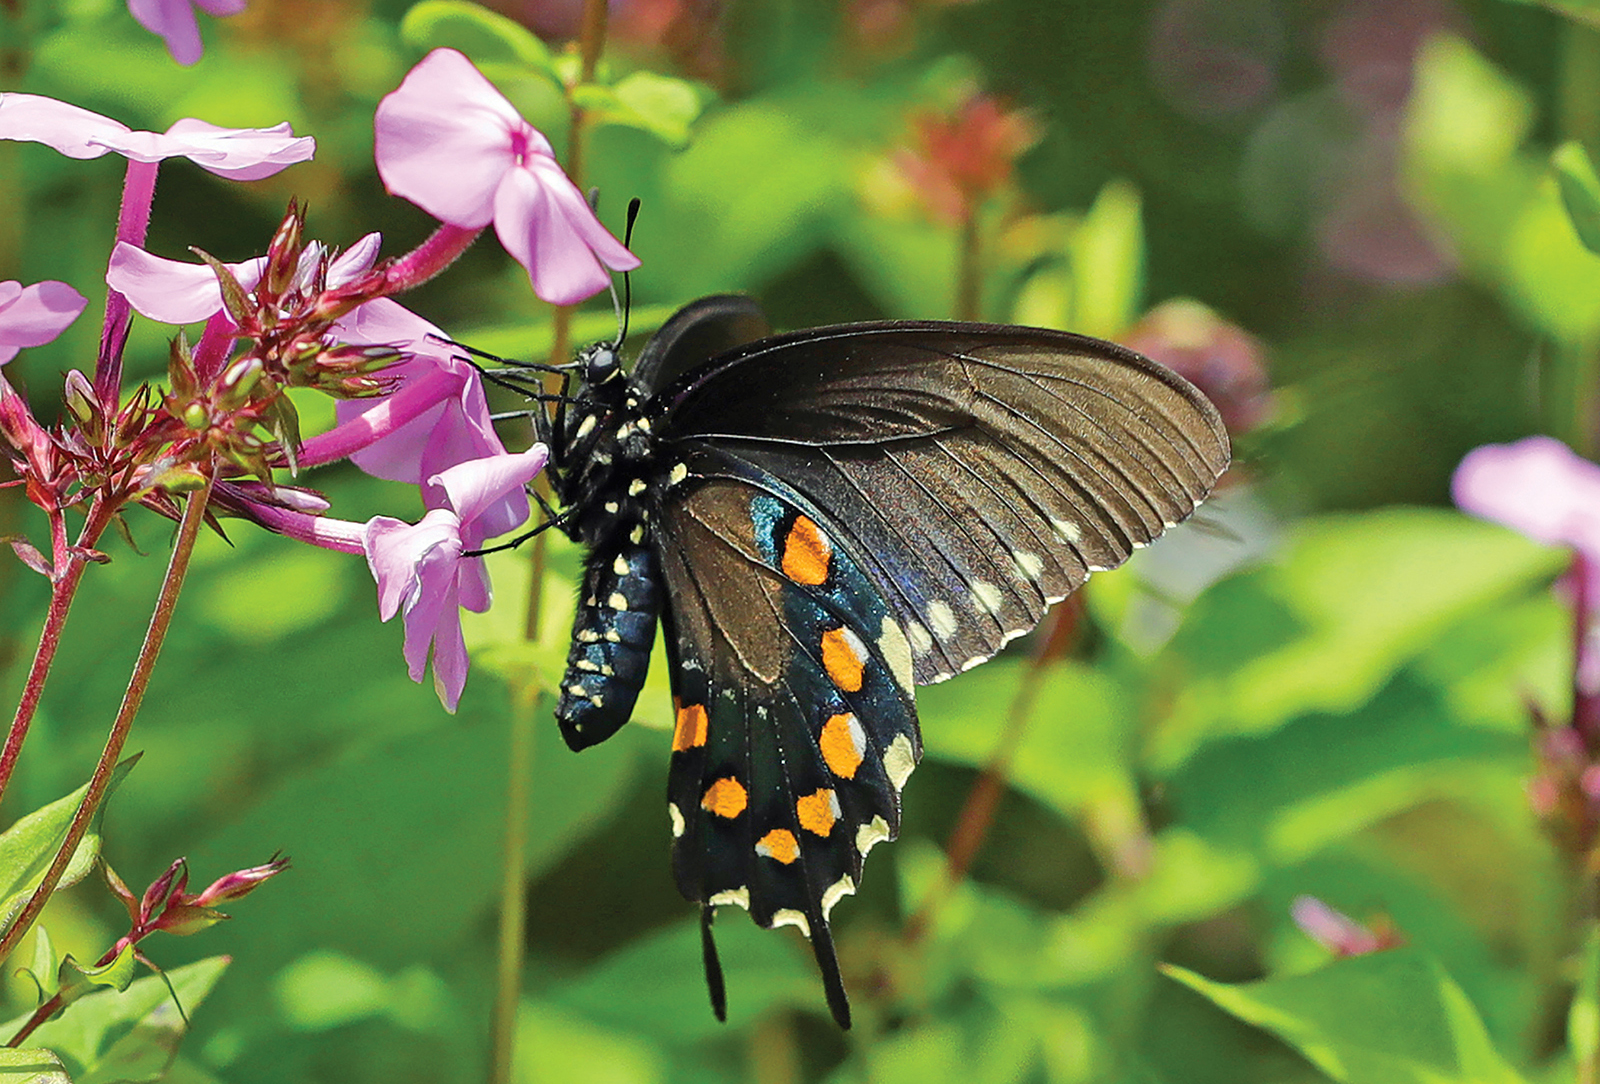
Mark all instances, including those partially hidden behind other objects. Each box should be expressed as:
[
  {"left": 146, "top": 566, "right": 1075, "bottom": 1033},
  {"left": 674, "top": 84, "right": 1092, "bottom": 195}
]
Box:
[
  {"left": 192, "top": 854, "right": 289, "bottom": 907},
  {"left": 218, "top": 356, "right": 266, "bottom": 409},
  {"left": 182, "top": 403, "right": 210, "bottom": 430}
]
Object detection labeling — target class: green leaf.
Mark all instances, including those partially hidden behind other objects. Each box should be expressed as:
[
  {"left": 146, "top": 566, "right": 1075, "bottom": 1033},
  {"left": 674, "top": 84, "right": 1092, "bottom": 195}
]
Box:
[
  {"left": 2, "top": 956, "right": 229, "bottom": 1083},
  {"left": 574, "top": 72, "right": 705, "bottom": 147},
  {"left": 59, "top": 943, "right": 138, "bottom": 1000},
  {"left": 1154, "top": 509, "right": 1566, "bottom": 769},
  {"left": 1165, "top": 949, "right": 1527, "bottom": 1084},
  {"left": 1066, "top": 178, "right": 1144, "bottom": 338},
  {"left": 17, "top": 928, "right": 58, "bottom": 1007},
  {"left": 0, "top": 757, "right": 140, "bottom": 945},
  {"left": 0, "top": 1047, "right": 71, "bottom": 1084},
  {"left": 513, "top": 1003, "right": 664, "bottom": 1084},
  {"left": 1496, "top": 0, "right": 1600, "bottom": 27},
  {"left": 1572, "top": 927, "right": 1600, "bottom": 1069},
  {"left": 398, "top": 1, "right": 556, "bottom": 79},
  {"left": 550, "top": 916, "right": 814, "bottom": 1040},
  {"left": 1554, "top": 142, "right": 1600, "bottom": 254}
]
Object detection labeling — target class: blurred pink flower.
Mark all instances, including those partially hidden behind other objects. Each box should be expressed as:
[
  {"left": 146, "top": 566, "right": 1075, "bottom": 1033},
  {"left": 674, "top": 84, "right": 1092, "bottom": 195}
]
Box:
[
  {"left": 364, "top": 446, "right": 549, "bottom": 710},
  {"left": 373, "top": 48, "right": 639, "bottom": 305},
  {"left": 0, "top": 280, "right": 88, "bottom": 364},
  {"left": 0, "top": 93, "right": 311, "bottom": 179},
  {"left": 1122, "top": 298, "right": 1273, "bottom": 435},
  {"left": 127, "top": 0, "right": 248, "bottom": 66},
  {"left": 1452, "top": 436, "right": 1600, "bottom": 563},
  {"left": 1290, "top": 895, "right": 1400, "bottom": 957}
]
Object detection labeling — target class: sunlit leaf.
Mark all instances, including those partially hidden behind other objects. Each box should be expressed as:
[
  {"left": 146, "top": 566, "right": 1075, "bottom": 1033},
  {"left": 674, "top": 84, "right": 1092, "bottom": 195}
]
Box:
[
  {"left": 399, "top": 1, "right": 556, "bottom": 82},
  {"left": 0, "top": 1047, "right": 70, "bottom": 1084},
  {"left": 1553, "top": 142, "right": 1600, "bottom": 254},
  {"left": 514, "top": 1003, "right": 664, "bottom": 1084},
  {"left": 1166, "top": 950, "right": 1526, "bottom": 1083}
]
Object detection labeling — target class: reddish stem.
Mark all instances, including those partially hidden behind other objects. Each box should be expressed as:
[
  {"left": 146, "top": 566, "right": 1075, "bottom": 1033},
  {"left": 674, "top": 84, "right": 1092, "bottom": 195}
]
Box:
[
  {"left": 0, "top": 466, "right": 216, "bottom": 965},
  {"left": 0, "top": 498, "right": 117, "bottom": 808},
  {"left": 1574, "top": 552, "right": 1600, "bottom": 750},
  {"left": 381, "top": 222, "right": 483, "bottom": 294}
]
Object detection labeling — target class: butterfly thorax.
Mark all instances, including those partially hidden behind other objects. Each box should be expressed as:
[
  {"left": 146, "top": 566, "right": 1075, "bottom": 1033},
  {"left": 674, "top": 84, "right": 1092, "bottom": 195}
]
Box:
[{"left": 553, "top": 352, "right": 661, "bottom": 549}]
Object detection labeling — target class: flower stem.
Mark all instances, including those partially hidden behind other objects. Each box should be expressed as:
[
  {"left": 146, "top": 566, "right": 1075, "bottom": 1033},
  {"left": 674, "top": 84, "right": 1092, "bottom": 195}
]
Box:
[
  {"left": 0, "top": 498, "right": 117, "bottom": 809},
  {"left": 488, "top": 688, "right": 537, "bottom": 1084},
  {"left": 903, "top": 599, "right": 1082, "bottom": 945},
  {"left": 0, "top": 465, "right": 216, "bottom": 964},
  {"left": 96, "top": 159, "right": 159, "bottom": 409},
  {"left": 381, "top": 222, "right": 483, "bottom": 295},
  {"left": 955, "top": 202, "right": 981, "bottom": 322}
]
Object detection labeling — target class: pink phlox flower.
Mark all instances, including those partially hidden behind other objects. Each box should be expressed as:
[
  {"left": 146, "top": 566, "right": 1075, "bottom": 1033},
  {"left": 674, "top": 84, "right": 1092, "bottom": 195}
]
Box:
[
  {"left": 373, "top": 48, "right": 640, "bottom": 306},
  {"left": 1453, "top": 436, "right": 1600, "bottom": 564},
  {"left": 0, "top": 280, "right": 88, "bottom": 364},
  {"left": 321, "top": 299, "right": 507, "bottom": 484},
  {"left": 107, "top": 233, "right": 381, "bottom": 326},
  {"left": 127, "top": 0, "right": 248, "bottom": 66},
  {"left": 364, "top": 444, "right": 548, "bottom": 710},
  {"left": 0, "top": 93, "right": 310, "bottom": 179}
]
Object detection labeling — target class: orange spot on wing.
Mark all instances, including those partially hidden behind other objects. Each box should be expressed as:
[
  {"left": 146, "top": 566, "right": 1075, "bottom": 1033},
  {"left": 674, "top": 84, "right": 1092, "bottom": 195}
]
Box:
[
  {"left": 701, "top": 777, "right": 748, "bottom": 818},
  {"left": 672, "top": 699, "right": 708, "bottom": 752},
  {"left": 797, "top": 789, "right": 838, "bottom": 836},
  {"left": 756, "top": 828, "right": 800, "bottom": 864},
  {"left": 821, "top": 626, "right": 865, "bottom": 692},
  {"left": 781, "top": 516, "right": 831, "bottom": 585},
  {"left": 820, "top": 713, "right": 864, "bottom": 778}
]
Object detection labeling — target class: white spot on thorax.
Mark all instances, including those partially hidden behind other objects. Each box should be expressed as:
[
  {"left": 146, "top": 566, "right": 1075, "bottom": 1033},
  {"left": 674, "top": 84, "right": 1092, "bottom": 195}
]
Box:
[
  {"left": 612, "top": 554, "right": 630, "bottom": 576},
  {"left": 575, "top": 414, "right": 596, "bottom": 440},
  {"left": 607, "top": 592, "right": 629, "bottom": 611},
  {"left": 668, "top": 463, "right": 688, "bottom": 486},
  {"left": 628, "top": 478, "right": 647, "bottom": 496}
]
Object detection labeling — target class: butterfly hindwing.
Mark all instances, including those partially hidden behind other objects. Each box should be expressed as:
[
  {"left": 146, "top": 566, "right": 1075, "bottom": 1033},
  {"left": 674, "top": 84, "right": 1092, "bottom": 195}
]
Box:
[{"left": 655, "top": 463, "right": 923, "bottom": 1027}]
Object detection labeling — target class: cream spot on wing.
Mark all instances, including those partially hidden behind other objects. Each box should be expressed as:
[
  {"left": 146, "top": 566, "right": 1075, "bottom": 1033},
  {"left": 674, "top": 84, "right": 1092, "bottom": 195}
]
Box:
[
  {"left": 1050, "top": 516, "right": 1082, "bottom": 544},
  {"left": 906, "top": 622, "right": 934, "bottom": 655},
  {"left": 822, "top": 875, "right": 856, "bottom": 919},
  {"left": 856, "top": 816, "right": 891, "bottom": 856},
  {"left": 709, "top": 887, "right": 750, "bottom": 910},
  {"left": 878, "top": 616, "right": 914, "bottom": 693},
  {"left": 972, "top": 582, "right": 1004, "bottom": 616},
  {"left": 884, "top": 734, "right": 917, "bottom": 790},
  {"left": 960, "top": 655, "right": 987, "bottom": 672},
  {"left": 926, "top": 600, "right": 958, "bottom": 641},
  {"left": 1014, "top": 551, "right": 1045, "bottom": 579},
  {"left": 771, "top": 909, "right": 811, "bottom": 937},
  {"left": 668, "top": 803, "right": 685, "bottom": 838}
]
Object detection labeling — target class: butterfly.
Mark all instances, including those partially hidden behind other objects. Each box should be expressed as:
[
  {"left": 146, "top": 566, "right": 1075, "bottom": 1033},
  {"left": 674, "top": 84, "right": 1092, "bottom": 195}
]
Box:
[{"left": 500, "top": 294, "right": 1230, "bottom": 1028}]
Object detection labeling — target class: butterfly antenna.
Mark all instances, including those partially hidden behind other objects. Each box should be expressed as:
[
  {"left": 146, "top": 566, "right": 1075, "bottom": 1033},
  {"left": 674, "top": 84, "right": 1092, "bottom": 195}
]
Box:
[
  {"left": 616, "top": 197, "right": 642, "bottom": 348},
  {"left": 701, "top": 906, "right": 728, "bottom": 1023}
]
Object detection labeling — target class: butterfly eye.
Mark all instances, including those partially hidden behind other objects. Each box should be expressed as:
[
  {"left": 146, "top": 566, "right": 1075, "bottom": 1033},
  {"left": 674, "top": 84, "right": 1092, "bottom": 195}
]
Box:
[{"left": 582, "top": 344, "right": 621, "bottom": 385}]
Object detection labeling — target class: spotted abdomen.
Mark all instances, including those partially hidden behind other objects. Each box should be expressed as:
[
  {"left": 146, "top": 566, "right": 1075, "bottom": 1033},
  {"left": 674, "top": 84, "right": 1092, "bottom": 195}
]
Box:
[{"left": 556, "top": 539, "right": 663, "bottom": 751}]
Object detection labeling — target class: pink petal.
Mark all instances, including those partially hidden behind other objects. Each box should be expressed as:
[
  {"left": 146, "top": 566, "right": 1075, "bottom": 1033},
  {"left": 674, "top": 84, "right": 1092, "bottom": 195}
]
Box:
[
  {"left": 1453, "top": 436, "right": 1600, "bottom": 561},
  {"left": 373, "top": 49, "right": 524, "bottom": 228},
  {"left": 0, "top": 281, "right": 88, "bottom": 351},
  {"left": 0, "top": 93, "right": 131, "bottom": 159},
  {"left": 363, "top": 510, "right": 461, "bottom": 622},
  {"left": 195, "top": 0, "right": 247, "bottom": 14},
  {"left": 127, "top": 0, "right": 204, "bottom": 65},
  {"left": 430, "top": 444, "right": 549, "bottom": 542},
  {"left": 329, "top": 233, "right": 383, "bottom": 285},
  {"left": 493, "top": 167, "right": 613, "bottom": 306},
  {"left": 111, "top": 118, "right": 315, "bottom": 179},
  {"left": 106, "top": 242, "right": 263, "bottom": 324}
]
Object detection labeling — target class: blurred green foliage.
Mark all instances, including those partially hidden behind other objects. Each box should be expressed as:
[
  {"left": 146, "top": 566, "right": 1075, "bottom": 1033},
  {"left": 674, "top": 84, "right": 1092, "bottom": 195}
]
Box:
[{"left": 1, "top": 0, "right": 1599, "bottom": 1081}]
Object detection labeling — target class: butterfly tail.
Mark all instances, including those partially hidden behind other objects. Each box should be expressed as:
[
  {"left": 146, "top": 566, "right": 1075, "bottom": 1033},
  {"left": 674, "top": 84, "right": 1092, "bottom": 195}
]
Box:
[
  {"left": 701, "top": 905, "right": 728, "bottom": 1023},
  {"left": 810, "top": 918, "right": 853, "bottom": 1030}
]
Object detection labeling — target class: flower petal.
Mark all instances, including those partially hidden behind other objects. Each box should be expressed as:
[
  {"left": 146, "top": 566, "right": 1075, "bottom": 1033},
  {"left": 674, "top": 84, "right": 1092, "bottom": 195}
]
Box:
[
  {"left": 106, "top": 242, "right": 263, "bottom": 324},
  {"left": 374, "top": 49, "right": 523, "bottom": 228},
  {"left": 1453, "top": 436, "right": 1600, "bottom": 560},
  {"left": 430, "top": 444, "right": 549, "bottom": 543},
  {"left": 493, "top": 166, "right": 615, "bottom": 306},
  {"left": 0, "top": 93, "right": 130, "bottom": 159},
  {"left": 0, "top": 281, "right": 88, "bottom": 350},
  {"left": 127, "top": 0, "right": 205, "bottom": 65},
  {"left": 110, "top": 118, "right": 315, "bottom": 179}
]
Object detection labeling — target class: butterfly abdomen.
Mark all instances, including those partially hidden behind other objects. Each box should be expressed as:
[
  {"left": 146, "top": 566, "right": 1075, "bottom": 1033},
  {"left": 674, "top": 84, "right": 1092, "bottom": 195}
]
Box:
[{"left": 556, "top": 539, "right": 663, "bottom": 751}]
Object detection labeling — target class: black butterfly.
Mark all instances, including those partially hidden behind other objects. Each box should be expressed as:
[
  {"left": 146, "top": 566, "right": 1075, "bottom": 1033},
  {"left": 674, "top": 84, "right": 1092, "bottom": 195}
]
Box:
[{"left": 502, "top": 295, "right": 1229, "bottom": 1028}]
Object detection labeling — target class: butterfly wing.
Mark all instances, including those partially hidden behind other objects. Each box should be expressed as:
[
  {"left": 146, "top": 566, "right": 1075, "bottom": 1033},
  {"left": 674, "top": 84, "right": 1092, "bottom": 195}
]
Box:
[
  {"left": 654, "top": 446, "right": 922, "bottom": 1029},
  {"left": 648, "top": 322, "right": 1229, "bottom": 681}
]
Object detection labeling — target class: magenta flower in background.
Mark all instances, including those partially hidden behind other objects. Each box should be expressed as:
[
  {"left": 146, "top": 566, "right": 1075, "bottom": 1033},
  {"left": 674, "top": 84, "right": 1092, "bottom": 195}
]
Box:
[
  {"left": 364, "top": 445, "right": 549, "bottom": 710},
  {"left": 127, "top": 0, "right": 248, "bottom": 66},
  {"left": 1452, "top": 436, "right": 1600, "bottom": 564},
  {"left": 0, "top": 281, "right": 88, "bottom": 364},
  {"left": 0, "top": 93, "right": 311, "bottom": 179},
  {"left": 373, "top": 48, "right": 640, "bottom": 306}
]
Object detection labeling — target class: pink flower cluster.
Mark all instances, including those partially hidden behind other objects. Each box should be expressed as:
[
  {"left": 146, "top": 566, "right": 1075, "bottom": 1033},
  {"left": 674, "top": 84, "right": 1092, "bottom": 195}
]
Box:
[{"left": 0, "top": 49, "right": 637, "bottom": 710}]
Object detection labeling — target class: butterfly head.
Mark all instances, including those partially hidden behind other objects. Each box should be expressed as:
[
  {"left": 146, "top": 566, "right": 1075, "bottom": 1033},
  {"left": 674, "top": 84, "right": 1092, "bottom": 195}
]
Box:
[{"left": 578, "top": 340, "right": 625, "bottom": 388}]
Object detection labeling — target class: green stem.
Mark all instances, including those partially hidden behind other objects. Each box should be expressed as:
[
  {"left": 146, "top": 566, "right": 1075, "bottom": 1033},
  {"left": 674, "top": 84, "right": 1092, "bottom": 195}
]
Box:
[
  {"left": 0, "top": 467, "right": 215, "bottom": 964},
  {"left": 955, "top": 202, "right": 981, "bottom": 322},
  {"left": 488, "top": 690, "right": 536, "bottom": 1084}
]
